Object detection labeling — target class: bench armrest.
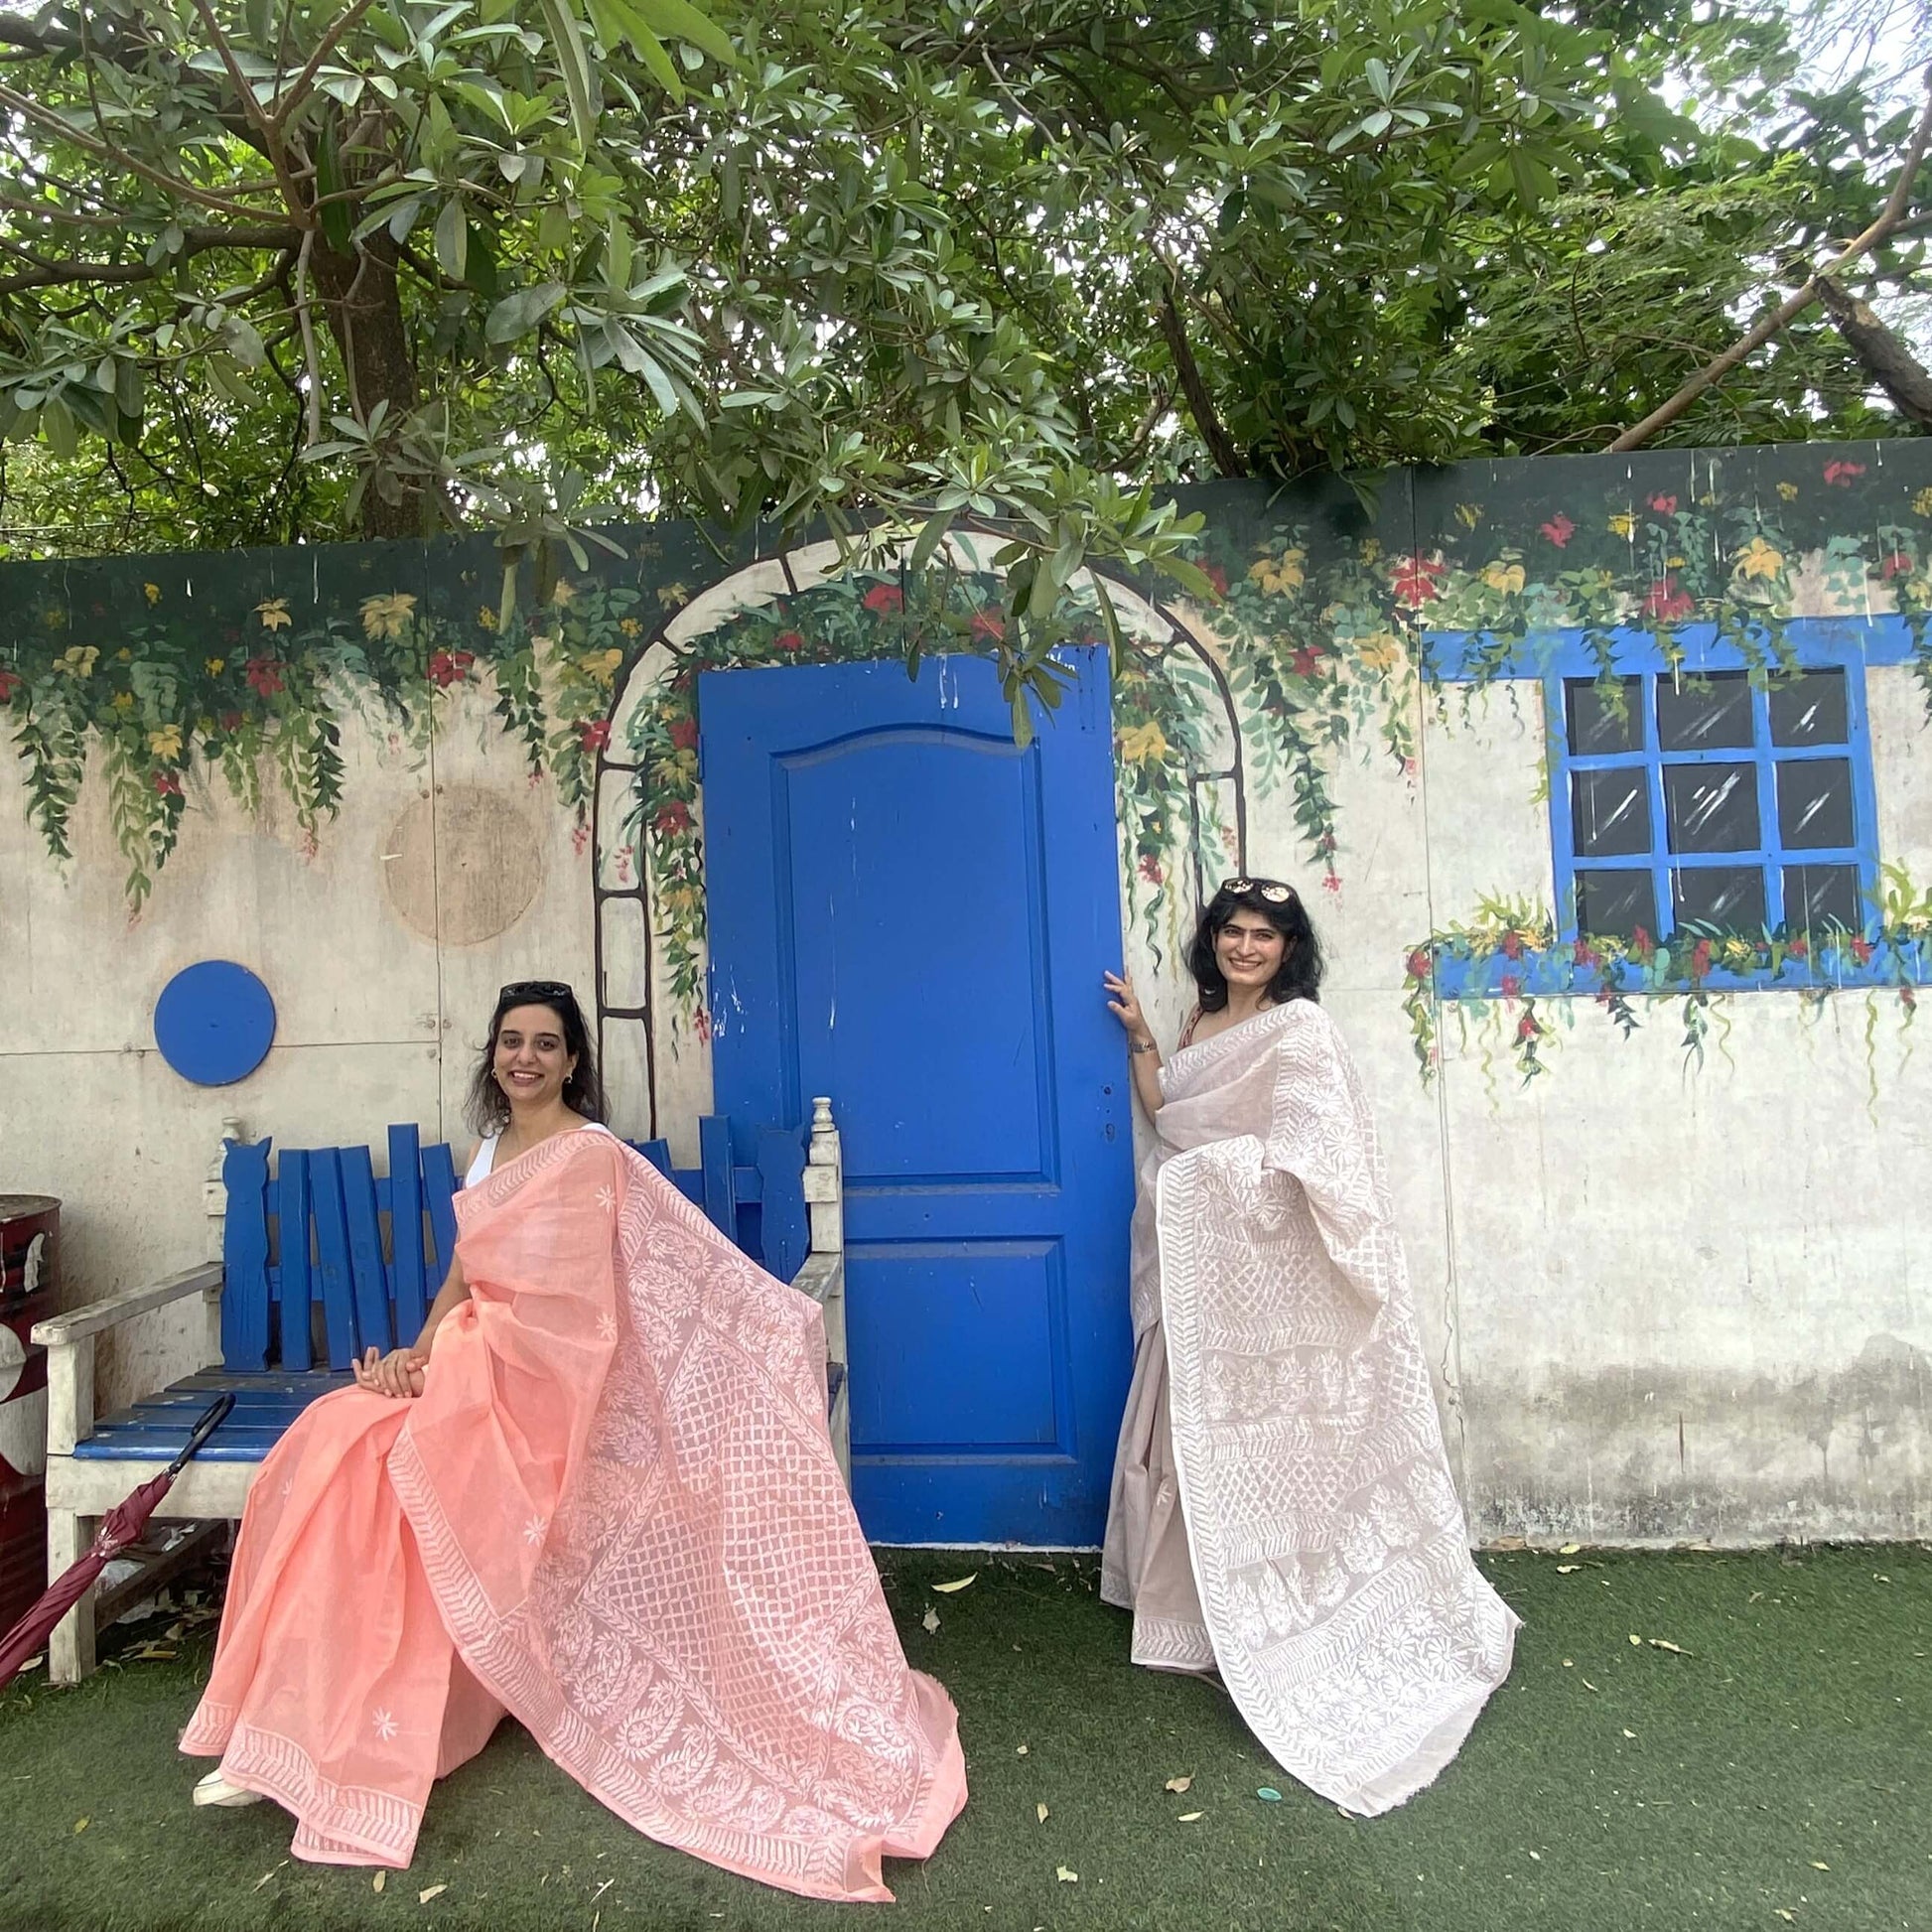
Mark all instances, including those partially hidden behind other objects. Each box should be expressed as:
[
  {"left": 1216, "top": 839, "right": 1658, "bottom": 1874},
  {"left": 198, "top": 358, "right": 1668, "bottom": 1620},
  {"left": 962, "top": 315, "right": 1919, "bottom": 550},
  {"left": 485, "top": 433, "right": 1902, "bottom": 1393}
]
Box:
[
  {"left": 31, "top": 1263, "right": 223, "bottom": 1347},
  {"left": 790, "top": 1251, "right": 841, "bottom": 1310},
  {"left": 34, "top": 1262, "right": 224, "bottom": 1456}
]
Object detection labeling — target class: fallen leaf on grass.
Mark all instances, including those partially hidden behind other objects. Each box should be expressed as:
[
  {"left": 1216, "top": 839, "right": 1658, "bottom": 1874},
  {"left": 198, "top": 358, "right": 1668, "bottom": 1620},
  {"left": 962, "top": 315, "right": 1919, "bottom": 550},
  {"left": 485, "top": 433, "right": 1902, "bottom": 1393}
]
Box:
[
  {"left": 1176, "top": 1812, "right": 1203, "bottom": 1824},
  {"left": 1016, "top": 1743, "right": 1029, "bottom": 1756},
  {"left": 1557, "top": 1566, "right": 1581, "bottom": 1575},
  {"left": 1621, "top": 1729, "right": 1637, "bottom": 1739},
  {"left": 1628, "top": 1634, "right": 1643, "bottom": 1646},
  {"left": 1055, "top": 1866, "right": 1078, "bottom": 1883},
  {"left": 921, "top": 1606, "right": 940, "bottom": 1634},
  {"left": 126, "top": 1644, "right": 177, "bottom": 1662},
  {"left": 1648, "top": 1639, "right": 1692, "bottom": 1656},
  {"left": 1811, "top": 1862, "right": 1830, "bottom": 1870},
  {"left": 1775, "top": 1911, "right": 1796, "bottom": 1923},
  {"left": 1256, "top": 1788, "right": 1283, "bottom": 1802},
  {"left": 931, "top": 1575, "right": 977, "bottom": 1594},
  {"left": 1165, "top": 1775, "right": 1193, "bottom": 1794},
  {"left": 1581, "top": 1678, "right": 1598, "bottom": 1691},
  {"left": 1036, "top": 1804, "right": 1048, "bottom": 1824},
  {"left": 72, "top": 1819, "right": 87, "bottom": 1834},
  {"left": 373, "top": 1873, "right": 385, "bottom": 1892},
  {"left": 419, "top": 1884, "right": 447, "bottom": 1903},
  {"left": 1559, "top": 1543, "right": 1582, "bottom": 1555},
  {"left": 253, "top": 1863, "right": 287, "bottom": 1891}
]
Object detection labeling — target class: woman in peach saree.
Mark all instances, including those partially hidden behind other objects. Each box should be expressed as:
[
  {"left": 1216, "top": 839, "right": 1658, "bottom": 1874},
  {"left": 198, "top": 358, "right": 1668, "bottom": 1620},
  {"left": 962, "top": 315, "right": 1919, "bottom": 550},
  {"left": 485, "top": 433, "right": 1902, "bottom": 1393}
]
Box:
[{"left": 182, "top": 982, "right": 965, "bottom": 1901}]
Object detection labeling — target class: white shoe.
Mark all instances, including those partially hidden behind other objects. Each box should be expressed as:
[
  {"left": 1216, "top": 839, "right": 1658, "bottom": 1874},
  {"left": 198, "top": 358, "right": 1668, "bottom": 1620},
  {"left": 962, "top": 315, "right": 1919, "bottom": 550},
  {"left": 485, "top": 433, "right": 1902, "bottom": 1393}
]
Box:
[{"left": 193, "top": 1768, "right": 265, "bottom": 1809}]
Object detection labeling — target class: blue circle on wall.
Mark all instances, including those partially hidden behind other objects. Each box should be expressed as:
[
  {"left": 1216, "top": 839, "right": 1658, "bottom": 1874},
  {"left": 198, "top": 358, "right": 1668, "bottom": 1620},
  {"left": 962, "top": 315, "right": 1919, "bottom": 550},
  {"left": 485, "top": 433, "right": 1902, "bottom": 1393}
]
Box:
[{"left": 154, "top": 961, "right": 277, "bottom": 1086}]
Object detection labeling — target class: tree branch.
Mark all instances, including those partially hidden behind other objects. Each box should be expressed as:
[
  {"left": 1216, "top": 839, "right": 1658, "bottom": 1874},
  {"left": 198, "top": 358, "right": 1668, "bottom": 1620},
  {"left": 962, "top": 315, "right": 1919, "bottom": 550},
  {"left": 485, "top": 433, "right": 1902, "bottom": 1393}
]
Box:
[
  {"left": 1608, "top": 67, "right": 1932, "bottom": 453},
  {"left": 1157, "top": 274, "right": 1246, "bottom": 478},
  {"left": 0, "top": 226, "right": 300, "bottom": 296},
  {"left": 269, "top": 0, "right": 379, "bottom": 134},
  {"left": 0, "top": 81, "right": 281, "bottom": 218},
  {"left": 183, "top": 0, "right": 310, "bottom": 221},
  {"left": 1817, "top": 275, "right": 1932, "bottom": 426}
]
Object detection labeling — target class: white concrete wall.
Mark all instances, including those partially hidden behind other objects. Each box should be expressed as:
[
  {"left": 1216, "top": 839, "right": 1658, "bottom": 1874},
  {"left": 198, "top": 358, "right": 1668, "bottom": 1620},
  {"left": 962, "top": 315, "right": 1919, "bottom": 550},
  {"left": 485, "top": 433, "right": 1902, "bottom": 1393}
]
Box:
[{"left": 4, "top": 555, "right": 1926, "bottom": 1546}]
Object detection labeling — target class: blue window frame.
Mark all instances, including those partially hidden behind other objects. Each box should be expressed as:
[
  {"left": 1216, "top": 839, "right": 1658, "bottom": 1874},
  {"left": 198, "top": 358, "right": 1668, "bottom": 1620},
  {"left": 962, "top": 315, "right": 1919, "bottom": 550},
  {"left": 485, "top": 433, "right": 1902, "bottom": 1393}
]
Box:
[{"left": 1543, "top": 628, "right": 1880, "bottom": 945}]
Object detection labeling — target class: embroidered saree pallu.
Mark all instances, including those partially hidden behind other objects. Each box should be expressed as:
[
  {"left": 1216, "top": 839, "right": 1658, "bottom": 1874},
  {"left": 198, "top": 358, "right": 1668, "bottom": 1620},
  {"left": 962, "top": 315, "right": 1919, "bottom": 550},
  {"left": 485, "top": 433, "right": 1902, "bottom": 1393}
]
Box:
[
  {"left": 1102, "top": 1002, "right": 1518, "bottom": 1815},
  {"left": 184, "top": 1128, "right": 965, "bottom": 1900}
]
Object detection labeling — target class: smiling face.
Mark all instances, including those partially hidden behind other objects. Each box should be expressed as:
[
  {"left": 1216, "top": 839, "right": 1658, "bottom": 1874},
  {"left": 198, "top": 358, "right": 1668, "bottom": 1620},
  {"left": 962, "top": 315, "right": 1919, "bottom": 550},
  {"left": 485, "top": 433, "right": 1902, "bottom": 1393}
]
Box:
[
  {"left": 1214, "top": 907, "right": 1290, "bottom": 995},
  {"left": 492, "top": 1003, "right": 578, "bottom": 1112}
]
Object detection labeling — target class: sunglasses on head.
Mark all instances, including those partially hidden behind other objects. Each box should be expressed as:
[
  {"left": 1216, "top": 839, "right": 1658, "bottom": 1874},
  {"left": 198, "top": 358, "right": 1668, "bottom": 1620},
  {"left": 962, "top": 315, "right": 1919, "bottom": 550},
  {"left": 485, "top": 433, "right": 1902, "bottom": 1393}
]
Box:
[
  {"left": 498, "top": 979, "right": 575, "bottom": 1008},
  {"left": 1219, "top": 877, "right": 1295, "bottom": 904}
]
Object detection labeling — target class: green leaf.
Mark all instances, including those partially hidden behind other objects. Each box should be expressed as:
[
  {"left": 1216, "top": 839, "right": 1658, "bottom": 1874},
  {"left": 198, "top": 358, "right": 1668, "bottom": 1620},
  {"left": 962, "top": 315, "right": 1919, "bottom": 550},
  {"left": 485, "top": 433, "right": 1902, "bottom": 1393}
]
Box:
[
  {"left": 41, "top": 394, "right": 77, "bottom": 459},
  {"left": 907, "top": 506, "right": 954, "bottom": 579},
  {"left": 485, "top": 282, "right": 566, "bottom": 344},
  {"left": 538, "top": 0, "right": 600, "bottom": 147},
  {"left": 316, "top": 119, "right": 354, "bottom": 255},
  {"left": 631, "top": 0, "right": 737, "bottom": 68},
  {"left": 435, "top": 198, "right": 469, "bottom": 282}
]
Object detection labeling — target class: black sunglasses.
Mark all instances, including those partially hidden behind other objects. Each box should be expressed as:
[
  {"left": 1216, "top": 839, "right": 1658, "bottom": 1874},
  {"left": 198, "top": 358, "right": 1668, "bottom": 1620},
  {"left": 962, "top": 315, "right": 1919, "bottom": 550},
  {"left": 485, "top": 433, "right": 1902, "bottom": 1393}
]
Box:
[
  {"left": 1219, "top": 877, "right": 1296, "bottom": 904},
  {"left": 498, "top": 979, "right": 576, "bottom": 1007}
]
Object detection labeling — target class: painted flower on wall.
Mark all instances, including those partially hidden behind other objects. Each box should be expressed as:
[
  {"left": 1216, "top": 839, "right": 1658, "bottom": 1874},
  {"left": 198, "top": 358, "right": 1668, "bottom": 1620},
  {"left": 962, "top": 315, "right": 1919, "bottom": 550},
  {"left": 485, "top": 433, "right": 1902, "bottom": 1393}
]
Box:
[
  {"left": 1119, "top": 722, "right": 1171, "bottom": 764},
  {"left": 1389, "top": 554, "right": 1446, "bottom": 607},
  {"left": 359, "top": 592, "right": 418, "bottom": 639},
  {"left": 254, "top": 598, "right": 292, "bottom": 630},
  {"left": 1732, "top": 538, "right": 1785, "bottom": 581},
  {"left": 1640, "top": 576, "right": 1696, "bottom": 621}
]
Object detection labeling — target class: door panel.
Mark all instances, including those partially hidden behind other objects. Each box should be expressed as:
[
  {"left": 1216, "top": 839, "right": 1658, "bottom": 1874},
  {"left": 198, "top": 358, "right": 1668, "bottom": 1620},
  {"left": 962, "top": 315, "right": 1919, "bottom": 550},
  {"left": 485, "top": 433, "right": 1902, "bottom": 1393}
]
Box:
[{"left": 702, "top": 651, "right": 1133, "bottom": 1545}]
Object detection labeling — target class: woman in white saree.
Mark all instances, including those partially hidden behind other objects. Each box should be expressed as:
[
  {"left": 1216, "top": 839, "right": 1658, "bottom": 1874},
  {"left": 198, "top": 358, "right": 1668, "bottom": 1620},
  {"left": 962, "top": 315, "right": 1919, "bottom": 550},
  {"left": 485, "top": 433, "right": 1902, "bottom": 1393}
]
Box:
[{"left": 1101, "top": 879, "right": 1517, "bottom": 1816}]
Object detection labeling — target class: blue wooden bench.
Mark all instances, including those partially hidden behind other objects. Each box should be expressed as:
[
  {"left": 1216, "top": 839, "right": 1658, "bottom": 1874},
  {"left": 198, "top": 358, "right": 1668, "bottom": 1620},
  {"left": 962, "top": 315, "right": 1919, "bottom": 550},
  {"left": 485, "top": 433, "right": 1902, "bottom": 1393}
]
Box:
[{"left": 36, "top": 1104, "right": 848, "bottom": 1683}]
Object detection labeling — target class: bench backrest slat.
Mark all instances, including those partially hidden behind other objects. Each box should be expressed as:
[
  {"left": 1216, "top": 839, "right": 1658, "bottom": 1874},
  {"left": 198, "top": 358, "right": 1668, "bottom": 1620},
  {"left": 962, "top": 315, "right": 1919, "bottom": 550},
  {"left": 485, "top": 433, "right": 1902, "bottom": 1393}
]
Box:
[
  {"left": 219, "top": 1137, "right": 275, "bottom": 1372},
  {"left": 277, "top": 1151, "right": 314, "bottom": 1372},
  {"left": 309, "top": 1149, "right": 359, "bottom": 1368},
  {"left": 423, "top": 1142, "right": 461, "bottom": 1289},
  {"left": 341, "top": 1145, "right": 393, "bottom": 1355},
  {"left": 387, "top": 1123, "right": 429, "bottom": 1337}
]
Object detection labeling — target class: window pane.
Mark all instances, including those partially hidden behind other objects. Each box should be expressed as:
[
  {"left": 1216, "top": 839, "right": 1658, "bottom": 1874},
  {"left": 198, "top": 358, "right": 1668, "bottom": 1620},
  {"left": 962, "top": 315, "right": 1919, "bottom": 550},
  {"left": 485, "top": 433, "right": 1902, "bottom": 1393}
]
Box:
[
  {"left": 1575, "top": 869, "right": 1657, "bottom": 941},
  {"left": 1564, "top": 676, "right": 1643, "bottom": 754},
  {"left": 1571, "top": 767, "right": 1652, "bottom": 857},
  {"left": 1783, "top": 865, "right": 1862, "bottom": 934},
  {"left": 1768, "top": 670, "right": 1848, "bottom": 747},
  {"left": 1775, "top": 758, "right": 1855, "bottom": 850},
  {"left": 1656, "top": 671, "right": 1754, "bottom": 751},
  {"left": 1672, "top": 866, "right": 1766, "bottom": 933},
  {"left": 1664, "top": 761, "right": 1759, "bottom": 853}
]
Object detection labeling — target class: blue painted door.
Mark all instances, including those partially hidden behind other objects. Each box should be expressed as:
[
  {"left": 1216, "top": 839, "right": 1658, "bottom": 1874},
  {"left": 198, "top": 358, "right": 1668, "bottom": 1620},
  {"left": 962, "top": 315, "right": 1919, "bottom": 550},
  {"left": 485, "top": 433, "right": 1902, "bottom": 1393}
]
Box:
[{"left": 702, "top": 651, "right": 1134, "bottom": 1545}]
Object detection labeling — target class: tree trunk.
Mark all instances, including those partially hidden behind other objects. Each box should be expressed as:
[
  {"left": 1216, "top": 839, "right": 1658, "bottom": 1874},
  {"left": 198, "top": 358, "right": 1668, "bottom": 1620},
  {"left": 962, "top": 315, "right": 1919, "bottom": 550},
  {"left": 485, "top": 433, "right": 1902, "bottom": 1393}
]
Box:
[{"left": 309, "top": 233, "right": 424, "bottom": 539}]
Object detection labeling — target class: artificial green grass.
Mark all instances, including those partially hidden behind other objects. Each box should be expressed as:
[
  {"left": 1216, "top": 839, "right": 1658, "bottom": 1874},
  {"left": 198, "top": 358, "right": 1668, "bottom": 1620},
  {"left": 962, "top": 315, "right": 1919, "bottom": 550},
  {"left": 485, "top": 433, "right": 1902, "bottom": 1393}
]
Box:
[{"left": 2, "top": 1546, "right": 1927, "bottom": 1932}]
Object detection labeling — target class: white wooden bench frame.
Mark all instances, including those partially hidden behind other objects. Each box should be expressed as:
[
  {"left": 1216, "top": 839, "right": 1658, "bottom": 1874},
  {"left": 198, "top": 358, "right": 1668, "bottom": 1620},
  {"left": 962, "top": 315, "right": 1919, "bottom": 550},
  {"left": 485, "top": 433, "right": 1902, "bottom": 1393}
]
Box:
[{"left": 35, "top": 1102, "right": 848, "bottom": 1686}]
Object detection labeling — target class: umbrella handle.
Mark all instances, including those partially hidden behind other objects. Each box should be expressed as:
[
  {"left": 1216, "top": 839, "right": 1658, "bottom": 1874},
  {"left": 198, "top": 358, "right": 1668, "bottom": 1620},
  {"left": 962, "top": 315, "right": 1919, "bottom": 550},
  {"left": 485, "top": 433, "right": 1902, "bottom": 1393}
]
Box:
[{"left": 165, "top": 1393, "right": 235, "bottom": 1479}]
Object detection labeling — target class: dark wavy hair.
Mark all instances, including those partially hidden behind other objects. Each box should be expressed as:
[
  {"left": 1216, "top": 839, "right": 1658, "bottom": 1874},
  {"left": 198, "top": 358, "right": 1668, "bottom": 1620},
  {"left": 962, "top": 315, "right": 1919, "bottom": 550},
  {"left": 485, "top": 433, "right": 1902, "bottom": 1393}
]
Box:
[
  {"left": 465, "top": 980, "right": 609, "bottom": 1136},
  {"left": 1185, "top": 877, "right": 1323, "bottom": 1013}
]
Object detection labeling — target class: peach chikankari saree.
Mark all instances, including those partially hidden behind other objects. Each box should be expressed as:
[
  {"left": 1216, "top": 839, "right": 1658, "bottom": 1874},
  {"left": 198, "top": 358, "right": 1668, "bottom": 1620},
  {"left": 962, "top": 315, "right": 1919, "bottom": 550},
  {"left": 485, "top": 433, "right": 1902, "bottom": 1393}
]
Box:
[{"left": 182, "top": 1126, "right": 965, "bottom": 1900}]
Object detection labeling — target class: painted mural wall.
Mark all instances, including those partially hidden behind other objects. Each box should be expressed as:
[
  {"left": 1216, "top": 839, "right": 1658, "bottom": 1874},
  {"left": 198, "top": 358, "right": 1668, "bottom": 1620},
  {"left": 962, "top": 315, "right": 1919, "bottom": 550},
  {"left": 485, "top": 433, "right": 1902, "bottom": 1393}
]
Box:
[{"left": 3, "top": 439, "right": 1929, "bottom": 1543}]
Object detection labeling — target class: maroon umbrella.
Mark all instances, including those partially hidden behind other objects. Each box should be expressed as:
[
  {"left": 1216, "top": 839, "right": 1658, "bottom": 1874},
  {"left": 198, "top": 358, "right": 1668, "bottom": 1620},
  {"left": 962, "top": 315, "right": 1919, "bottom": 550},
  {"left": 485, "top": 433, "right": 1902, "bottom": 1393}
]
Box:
[{"left": 0, "top": 1392, "right": 234, "bottom": 1691}]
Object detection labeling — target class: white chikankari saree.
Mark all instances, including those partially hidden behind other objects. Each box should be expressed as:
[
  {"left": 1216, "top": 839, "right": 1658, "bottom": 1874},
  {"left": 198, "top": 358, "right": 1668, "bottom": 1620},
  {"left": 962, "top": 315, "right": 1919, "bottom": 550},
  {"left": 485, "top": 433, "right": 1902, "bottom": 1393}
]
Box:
[
  {"left": 185, "top": 1126, "right": 965, "bottom": 1899},
  {"left": 1101, "top": 1000, "right": 1517, "bottom": 1815}
]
